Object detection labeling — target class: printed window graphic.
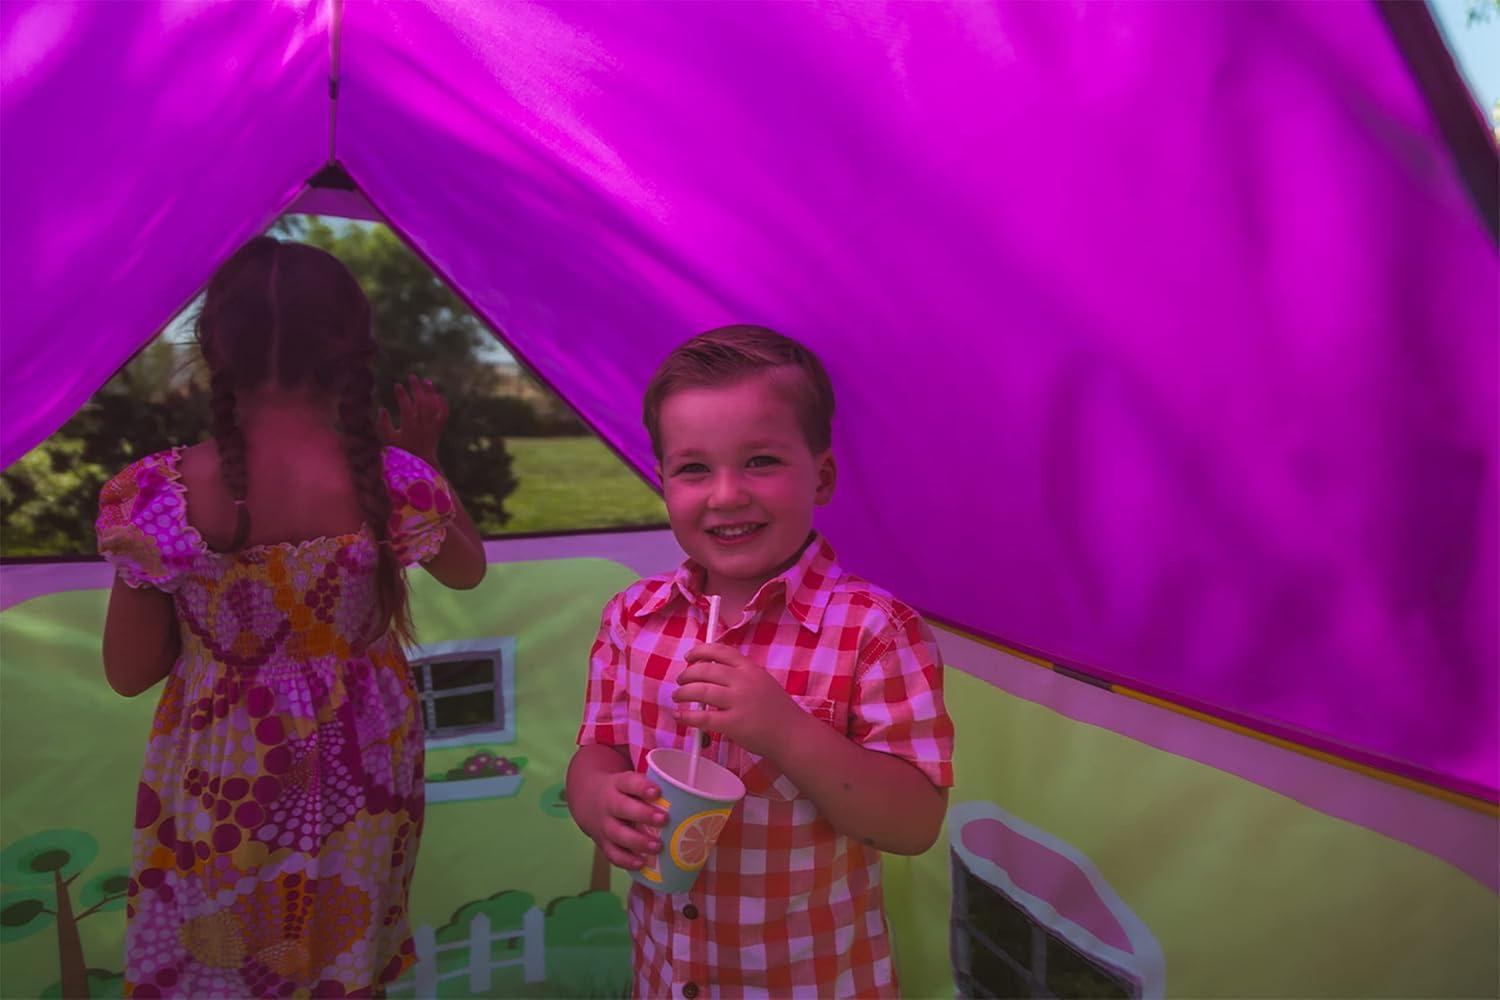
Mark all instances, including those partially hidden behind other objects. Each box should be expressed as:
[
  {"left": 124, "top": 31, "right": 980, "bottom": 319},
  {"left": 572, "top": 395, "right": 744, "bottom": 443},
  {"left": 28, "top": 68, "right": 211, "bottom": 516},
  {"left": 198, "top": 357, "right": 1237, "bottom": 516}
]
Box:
[
  {"left": 948, "top": 801, "right": 1165, "bottom": 999},
  {"left": 409, "top": 638, "right": 517, "bottom": 747}
]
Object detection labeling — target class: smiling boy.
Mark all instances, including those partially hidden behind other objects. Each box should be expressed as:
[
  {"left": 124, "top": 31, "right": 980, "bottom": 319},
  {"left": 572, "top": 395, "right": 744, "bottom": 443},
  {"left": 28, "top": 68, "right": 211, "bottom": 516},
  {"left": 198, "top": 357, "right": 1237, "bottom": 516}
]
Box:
[{"left": 566, "top": 325, "right": 955, "bottom": 997}]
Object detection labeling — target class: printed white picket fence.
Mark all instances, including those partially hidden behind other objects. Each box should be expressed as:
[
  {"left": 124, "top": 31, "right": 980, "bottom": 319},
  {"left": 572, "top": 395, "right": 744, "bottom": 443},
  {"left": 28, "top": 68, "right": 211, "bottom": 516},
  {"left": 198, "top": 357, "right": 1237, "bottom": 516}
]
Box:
[{"left": 386, "top": 906, "right": 545, "bottom": 997}]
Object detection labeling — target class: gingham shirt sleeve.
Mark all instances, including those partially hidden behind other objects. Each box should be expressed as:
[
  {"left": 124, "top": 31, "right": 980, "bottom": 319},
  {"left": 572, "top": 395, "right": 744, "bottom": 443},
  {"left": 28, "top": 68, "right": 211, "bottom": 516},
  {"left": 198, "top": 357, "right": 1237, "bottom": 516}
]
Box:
[
  {"left": 577, "top": 591, "right": 630, "bottom": 748},
  {"left": 849, "top": 604, "right": 956, "bottom": 787}
]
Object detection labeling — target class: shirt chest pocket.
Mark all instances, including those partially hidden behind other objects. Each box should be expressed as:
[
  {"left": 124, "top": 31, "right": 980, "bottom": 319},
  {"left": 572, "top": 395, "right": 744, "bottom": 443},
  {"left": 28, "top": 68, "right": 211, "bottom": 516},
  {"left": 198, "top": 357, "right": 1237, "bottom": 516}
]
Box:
[{"left": 731, "top": 696, "right": 846, "bottom": 802}]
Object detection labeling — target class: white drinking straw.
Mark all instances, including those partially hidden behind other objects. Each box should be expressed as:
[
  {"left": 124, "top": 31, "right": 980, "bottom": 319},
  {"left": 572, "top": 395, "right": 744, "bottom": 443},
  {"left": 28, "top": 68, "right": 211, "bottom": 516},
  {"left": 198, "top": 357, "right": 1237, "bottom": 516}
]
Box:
[{"left": 687, "top": 595, "right": 720, "bottom": 786}]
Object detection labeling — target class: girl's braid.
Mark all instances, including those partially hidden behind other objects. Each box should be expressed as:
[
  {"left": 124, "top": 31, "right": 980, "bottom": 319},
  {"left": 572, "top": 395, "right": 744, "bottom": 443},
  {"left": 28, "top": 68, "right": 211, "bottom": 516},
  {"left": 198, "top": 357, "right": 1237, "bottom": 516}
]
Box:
[
  {"left": 209, "top": 369, "right": 251, "bottom": 551},
  {"left": 338, "top": 360, "right": 412, "bottom": 645}
]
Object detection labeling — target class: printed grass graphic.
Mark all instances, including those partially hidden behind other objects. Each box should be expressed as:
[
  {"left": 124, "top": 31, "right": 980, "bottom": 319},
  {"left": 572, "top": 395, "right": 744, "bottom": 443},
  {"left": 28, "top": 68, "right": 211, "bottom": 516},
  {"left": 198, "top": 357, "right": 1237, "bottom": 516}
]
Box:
[{"left": 390, "top": 888, "right": 630, "bottom": 997}]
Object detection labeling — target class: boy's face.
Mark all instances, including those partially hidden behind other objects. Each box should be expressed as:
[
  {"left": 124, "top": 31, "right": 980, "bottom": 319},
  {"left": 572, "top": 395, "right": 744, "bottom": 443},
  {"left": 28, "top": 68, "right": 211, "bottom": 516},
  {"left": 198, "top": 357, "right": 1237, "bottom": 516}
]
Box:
[{"left": 657, "top": 372, "right": 836, "bottom": 603}]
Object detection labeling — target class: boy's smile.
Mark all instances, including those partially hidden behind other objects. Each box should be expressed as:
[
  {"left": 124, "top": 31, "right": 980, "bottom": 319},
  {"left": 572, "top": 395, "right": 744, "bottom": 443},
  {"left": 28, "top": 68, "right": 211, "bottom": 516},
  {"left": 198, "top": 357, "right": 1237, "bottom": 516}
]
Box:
[
  {"left": 706, "top": 522, "right": 765, "bottom": 543},
  {"left": 657, "top": 372, "right": 836, "bottom": 612}
]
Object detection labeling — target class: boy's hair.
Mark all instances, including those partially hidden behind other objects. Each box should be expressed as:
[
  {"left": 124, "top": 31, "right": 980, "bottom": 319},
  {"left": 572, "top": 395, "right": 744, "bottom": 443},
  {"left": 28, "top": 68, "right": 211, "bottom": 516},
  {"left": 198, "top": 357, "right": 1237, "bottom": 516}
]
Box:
[
  {"left": 643, "top": 325, "right": 835, "bottom": 458},
  {"left": 194, "top": 236, "right": 412, "bottom": 645}
]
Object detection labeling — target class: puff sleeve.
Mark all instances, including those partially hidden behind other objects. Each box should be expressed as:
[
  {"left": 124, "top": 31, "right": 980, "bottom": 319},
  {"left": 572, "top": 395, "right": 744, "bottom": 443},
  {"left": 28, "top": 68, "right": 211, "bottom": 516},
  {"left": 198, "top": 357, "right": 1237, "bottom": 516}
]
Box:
[
  {"left": 383, "top": 447, "right": 458, "bottom": 566},
  {"left": 95, "top": 452, "right": 198, "bottom": 593}
]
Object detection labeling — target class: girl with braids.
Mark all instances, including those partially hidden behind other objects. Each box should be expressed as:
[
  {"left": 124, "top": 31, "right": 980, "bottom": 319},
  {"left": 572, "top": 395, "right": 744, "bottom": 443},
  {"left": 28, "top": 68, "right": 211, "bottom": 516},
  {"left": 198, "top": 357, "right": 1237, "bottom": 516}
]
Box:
[{"left": 95, "top": 236, "right": 487, "bottom": 998}]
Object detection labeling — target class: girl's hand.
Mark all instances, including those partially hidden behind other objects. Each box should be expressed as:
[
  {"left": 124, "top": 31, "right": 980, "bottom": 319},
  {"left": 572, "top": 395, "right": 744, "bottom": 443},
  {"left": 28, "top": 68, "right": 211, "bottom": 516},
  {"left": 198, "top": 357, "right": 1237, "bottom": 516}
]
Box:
[
  {"left": 671, "top": 643, "right": 803, "bottom": 758},
  {"left": 378, "top": 375, "right": 449, "bottom": 466}
]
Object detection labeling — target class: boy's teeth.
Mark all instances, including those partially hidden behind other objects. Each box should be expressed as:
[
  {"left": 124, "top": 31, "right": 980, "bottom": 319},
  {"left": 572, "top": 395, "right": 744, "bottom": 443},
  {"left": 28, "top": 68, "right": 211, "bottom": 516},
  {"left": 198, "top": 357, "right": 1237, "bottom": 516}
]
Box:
[{"left": 711, "top": 524, "right": 758, "bottom": 538}]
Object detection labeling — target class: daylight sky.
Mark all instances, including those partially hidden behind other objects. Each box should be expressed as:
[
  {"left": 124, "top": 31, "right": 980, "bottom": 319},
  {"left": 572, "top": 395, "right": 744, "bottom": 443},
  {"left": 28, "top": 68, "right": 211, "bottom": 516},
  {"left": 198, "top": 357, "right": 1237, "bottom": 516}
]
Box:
[{"left": 1430, "top": 0, "right": 1500, "bottom": 115}]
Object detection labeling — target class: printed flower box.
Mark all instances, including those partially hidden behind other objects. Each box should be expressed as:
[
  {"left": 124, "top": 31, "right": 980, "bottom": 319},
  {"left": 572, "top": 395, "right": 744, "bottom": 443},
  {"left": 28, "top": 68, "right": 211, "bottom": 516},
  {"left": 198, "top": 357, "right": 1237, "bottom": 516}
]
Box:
[{"left": 427, "top": 751, "right": 527, "bottom": 804}]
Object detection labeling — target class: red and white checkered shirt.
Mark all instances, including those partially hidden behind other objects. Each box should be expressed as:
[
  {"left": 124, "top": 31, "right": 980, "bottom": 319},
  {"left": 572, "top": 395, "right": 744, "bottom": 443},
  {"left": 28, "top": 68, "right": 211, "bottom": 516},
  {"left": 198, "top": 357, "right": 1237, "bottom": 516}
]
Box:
[{"left": 577, "top": 535, "right": 955, "bottom": 999}]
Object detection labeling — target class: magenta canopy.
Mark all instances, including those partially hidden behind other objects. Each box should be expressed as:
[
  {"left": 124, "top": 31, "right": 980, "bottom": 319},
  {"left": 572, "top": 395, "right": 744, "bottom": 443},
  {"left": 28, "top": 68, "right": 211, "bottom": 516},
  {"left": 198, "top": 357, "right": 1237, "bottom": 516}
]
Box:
[{"left": 2, "top": 1, "right": 1495, "bottom": 800}]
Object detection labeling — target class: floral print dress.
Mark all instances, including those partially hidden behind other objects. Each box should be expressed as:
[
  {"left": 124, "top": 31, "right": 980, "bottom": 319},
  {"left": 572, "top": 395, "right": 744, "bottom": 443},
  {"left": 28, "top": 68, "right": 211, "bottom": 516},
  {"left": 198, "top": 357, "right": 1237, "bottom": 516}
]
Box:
[{"left": 96, "top": 446, "right": 455, "bottom": 998}]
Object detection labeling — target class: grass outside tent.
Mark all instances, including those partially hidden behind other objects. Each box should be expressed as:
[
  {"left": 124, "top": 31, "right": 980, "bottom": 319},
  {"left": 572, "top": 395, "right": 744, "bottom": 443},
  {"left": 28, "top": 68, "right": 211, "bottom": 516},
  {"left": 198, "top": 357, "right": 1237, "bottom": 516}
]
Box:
[{"left": 494, "top": 437, "right": 666, "bottom": 536}]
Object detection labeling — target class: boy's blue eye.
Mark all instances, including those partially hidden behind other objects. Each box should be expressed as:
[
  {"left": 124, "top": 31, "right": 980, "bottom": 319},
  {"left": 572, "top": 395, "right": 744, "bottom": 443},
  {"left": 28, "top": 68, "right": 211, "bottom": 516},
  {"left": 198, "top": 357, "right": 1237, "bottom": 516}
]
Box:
[
  {"left": 747, "top": 455, "right": 781, "bottom": 468},
  {"left": 673, "top": 462, "right": 708, "bottom": 476}
]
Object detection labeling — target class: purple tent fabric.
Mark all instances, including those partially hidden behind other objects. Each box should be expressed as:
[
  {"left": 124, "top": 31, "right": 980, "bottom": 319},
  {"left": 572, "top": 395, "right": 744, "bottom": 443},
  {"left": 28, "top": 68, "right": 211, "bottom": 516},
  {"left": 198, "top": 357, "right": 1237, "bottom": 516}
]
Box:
[
  {"left": 2, "top": 1, "right": 1495, "bottom": 799},
  {"left": 0, "top": 0, "right": 329, "bottom": 457}
]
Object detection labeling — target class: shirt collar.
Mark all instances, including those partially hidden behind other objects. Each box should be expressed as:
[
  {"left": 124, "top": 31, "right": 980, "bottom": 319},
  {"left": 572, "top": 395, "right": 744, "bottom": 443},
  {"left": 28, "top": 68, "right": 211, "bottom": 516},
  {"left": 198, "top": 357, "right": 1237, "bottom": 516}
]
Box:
[{"left": 634, "top": 532, "right": 841, "bottom": 633}]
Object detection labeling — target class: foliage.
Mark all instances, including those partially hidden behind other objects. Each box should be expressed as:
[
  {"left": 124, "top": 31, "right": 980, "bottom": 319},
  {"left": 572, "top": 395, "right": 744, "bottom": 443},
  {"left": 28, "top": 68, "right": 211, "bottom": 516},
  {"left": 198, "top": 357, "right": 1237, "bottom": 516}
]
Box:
[
  {"left": 435, "top": 889, "right": 538, "bottom": 946},
  {"left": 397, "top": 889, "right": 629, "bottom": 998},
  {"left": 0, "top": 216, "right": 661, "bottom": 556},
  {"left": 538, "top": 783, "right": 572, "bottom": 819},
  {"left": 543, "top": 891, "right": 628, "bottom": 948},
  {"left": 294, "top": 219, "right": 499, "bottom": 402},
  {"left": 542, "top": 892, "right": 631, "bottom": 998},
  {"left": 0, "top": 829, "right": 126, "bottom": 983},
  {"left": 0, "top": 829, "right": 99, "bottom": 884},
  {"left": 78, "top": 867, "right": 131, "bottom": 913},
  {"left": 1, "top": 217, "right": 623, "bottom": 555},
  {"left": 538, "top": 950, "right": 631, "bottom": 1000},
  {"left": 0, "top": 438, "right": 111, "bottom": 556},
  {"left": 292, "top": 217, "right": 613, "bottom": 532},
  {"left": 0, "top": 887, "right": 54, "bottom": 943},
  {"left": 0, "top": 339, "right": 203, "bottom": 557}
]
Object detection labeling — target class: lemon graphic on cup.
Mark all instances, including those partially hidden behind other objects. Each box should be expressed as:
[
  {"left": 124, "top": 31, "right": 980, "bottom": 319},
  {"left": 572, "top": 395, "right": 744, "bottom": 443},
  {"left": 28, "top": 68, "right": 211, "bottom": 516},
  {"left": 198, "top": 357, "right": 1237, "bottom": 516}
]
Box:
[
  {"left": 630, "top": 747, "right": 747, "bottom": 893},
  {"left": 670, "top": 808, "right": 732, "bottom": 871}
]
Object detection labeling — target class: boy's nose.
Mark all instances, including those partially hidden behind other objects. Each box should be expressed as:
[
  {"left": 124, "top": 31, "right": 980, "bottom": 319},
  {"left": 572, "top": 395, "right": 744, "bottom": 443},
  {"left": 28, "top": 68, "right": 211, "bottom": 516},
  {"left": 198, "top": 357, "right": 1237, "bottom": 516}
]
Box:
[{"left": 707, "top": 471, "right": 748, "bottom": 508}]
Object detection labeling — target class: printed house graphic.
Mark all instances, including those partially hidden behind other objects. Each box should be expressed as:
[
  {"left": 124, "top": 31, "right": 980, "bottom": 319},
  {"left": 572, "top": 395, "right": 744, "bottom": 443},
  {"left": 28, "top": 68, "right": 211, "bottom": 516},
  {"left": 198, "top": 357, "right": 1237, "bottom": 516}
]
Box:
[{"left": 949, "top": 800, "right": 1165, "bottom": 999}]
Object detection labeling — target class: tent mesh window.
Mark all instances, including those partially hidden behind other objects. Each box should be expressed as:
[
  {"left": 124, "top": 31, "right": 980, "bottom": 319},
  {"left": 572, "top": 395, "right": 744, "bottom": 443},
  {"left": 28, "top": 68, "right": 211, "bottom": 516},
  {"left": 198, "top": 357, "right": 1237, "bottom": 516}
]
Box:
[{"left": 950, "top": 852, "right": 1136, "bottom": 999}]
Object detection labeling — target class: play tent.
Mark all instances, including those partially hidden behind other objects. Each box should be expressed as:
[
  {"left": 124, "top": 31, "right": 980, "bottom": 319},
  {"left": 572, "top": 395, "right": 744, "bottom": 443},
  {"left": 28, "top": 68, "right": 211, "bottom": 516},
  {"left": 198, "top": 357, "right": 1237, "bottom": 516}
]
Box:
[{"left": 2, "top": 2, "right": 1495, "bottom": 997}]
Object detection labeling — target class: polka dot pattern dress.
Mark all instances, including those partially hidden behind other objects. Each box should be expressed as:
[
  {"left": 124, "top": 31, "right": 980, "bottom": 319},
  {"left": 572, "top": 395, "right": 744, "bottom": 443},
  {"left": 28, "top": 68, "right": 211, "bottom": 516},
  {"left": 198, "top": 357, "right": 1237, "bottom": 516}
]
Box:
[{"left": 96, "top": 447, "right": 455, "bottom": 998}]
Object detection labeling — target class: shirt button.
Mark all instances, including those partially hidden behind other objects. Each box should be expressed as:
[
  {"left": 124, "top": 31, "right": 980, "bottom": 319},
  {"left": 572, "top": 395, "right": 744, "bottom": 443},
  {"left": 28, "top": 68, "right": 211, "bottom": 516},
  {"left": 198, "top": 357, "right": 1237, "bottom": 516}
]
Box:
[
  {"left": 683, "top": 903, "right": 699, "bottom": 920},
  {"left": 683, "top": 983, "right": 699, "bottom": 999}
]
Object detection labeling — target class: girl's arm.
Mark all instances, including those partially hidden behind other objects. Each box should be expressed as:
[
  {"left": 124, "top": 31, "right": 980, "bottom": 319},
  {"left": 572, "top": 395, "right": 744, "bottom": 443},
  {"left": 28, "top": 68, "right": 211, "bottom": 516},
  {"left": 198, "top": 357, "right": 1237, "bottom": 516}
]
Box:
[
  {"left": 102, "top": 578, "right": 180, "bottom": 696},
  {"left": 380, "top": 375, "right": 487, "bottom": 590},
  {"left": 419, "top": 484, "right": 487, "bottom": 590}
]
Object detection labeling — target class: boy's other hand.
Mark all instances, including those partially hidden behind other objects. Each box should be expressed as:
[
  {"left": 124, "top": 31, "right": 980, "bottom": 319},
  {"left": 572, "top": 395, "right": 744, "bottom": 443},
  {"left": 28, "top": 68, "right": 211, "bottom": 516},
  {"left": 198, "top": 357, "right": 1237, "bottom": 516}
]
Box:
[
  {"left": 673, "top": 643, "right": 800, "bottom": 757},
  {"left": 590, "top": 770, "right": 669, "bottom": 871}
]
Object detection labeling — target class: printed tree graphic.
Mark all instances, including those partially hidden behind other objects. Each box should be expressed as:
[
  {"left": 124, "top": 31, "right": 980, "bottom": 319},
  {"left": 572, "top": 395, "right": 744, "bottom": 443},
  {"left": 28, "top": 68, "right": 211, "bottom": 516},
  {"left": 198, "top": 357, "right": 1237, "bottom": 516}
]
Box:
[{"left": 1, "top": 829, "right": 129, "bottom": 999}]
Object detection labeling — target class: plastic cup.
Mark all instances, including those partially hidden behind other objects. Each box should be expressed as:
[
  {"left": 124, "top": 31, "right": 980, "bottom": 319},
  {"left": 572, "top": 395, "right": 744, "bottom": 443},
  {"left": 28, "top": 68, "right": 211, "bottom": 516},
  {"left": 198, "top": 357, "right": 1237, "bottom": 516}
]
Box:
[{"left": 631, "top": 747, "right": 746, "bottom": 893}]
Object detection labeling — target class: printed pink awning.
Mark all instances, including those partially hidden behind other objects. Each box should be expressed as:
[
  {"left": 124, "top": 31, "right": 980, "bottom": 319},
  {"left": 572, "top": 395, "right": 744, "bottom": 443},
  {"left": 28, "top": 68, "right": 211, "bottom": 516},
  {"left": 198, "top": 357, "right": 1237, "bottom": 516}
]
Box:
[{"left": 2, "top": 1, "right": 1495, "bottom": 799}]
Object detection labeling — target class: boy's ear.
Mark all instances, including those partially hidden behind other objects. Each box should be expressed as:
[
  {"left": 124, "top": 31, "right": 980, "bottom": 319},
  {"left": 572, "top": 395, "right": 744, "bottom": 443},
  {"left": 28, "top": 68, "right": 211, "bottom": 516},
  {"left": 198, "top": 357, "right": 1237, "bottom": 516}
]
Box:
[{"left": 814, "top": 450, "right": 837, "bottom": 505}]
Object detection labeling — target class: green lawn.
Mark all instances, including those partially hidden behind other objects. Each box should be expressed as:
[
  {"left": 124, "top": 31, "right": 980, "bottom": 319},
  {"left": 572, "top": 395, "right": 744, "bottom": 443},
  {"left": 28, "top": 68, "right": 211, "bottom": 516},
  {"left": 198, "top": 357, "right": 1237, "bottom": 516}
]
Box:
[{"left": 493, "top": 437, "right": 666, "bottom": 535}]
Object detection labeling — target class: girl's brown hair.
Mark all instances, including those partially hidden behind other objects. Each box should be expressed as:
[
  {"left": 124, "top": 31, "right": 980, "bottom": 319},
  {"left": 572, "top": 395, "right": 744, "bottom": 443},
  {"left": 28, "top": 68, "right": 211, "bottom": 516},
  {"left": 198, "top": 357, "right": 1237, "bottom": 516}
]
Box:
[
  {"left": 194, "top": 236, "right": 411, "bottom": 645},
  {"left": 642, "top": 324, "right": 835, "bottom": 459}
]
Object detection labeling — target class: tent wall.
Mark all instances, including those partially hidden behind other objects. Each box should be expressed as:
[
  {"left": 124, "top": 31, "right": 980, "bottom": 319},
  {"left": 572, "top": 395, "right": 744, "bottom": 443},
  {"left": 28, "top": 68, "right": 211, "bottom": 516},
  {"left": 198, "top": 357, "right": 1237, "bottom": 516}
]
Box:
[
  {"left": 0, "top": 0, "right": 329, "bottom": 470},
  {"left": 339, "top": 0, "right": 1500, "bottom": 798},
  {"left": 2, "top": 539, "right": 1494, "bottom": 998},
  {"left": 2, "top": 1, "right": 1495, "bottom": 799}
]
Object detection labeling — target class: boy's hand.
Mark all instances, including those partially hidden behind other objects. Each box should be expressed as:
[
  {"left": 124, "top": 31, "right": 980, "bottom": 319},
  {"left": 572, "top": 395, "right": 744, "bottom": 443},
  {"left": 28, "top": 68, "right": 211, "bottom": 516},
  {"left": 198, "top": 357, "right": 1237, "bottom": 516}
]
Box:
[
  {"left": 672, "top": 642, "right": 802, "bottom": 757},
  {"left": 587, "top": 770, "right": 669, "bottom": 871},
  {"left": 377, "top": 375, "right": 449, "bottom": 467}
]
